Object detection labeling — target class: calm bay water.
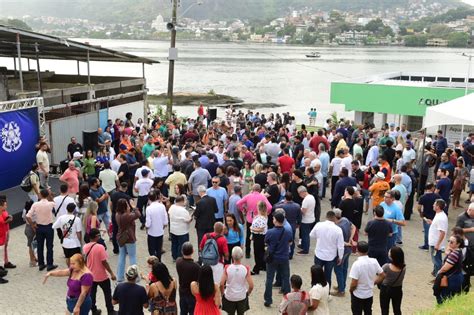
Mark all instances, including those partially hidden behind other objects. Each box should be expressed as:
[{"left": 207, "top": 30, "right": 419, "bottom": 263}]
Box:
[{"left": 3, "top": 39, "right": 474, "bottom": 124}]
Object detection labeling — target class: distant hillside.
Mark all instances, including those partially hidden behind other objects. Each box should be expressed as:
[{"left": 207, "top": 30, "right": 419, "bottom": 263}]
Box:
[{"left": 0, "top": 0, "right": 464, "bottom": 22}]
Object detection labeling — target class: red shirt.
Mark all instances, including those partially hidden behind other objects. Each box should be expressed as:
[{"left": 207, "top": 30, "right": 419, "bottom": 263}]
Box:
[
  {"left": 309, "top": 136, "right": 329, "bottom": 154},
  {"left": 278, "top": 155, "right": 295, "bottom": 174},
  {"left": 199, "top": 232, "right": 229, "bottom": 264}
]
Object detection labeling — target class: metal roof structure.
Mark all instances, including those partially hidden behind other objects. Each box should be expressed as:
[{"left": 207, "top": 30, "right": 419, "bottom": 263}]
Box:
[{"left": 0, "top": 25, "right": 158, "bottom": 64}]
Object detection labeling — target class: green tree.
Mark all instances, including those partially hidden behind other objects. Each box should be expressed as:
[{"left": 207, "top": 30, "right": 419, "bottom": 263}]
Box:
[
  {"left": 428, "top": 24, "right": 453, "bottom": 38},
  {"left": 404, "top": 34, "right": 428, "bottom": 47},
  {"left": 307, "top": 25, "right": 316, "bottom": 33},
  {"left": 364, "top": 18, "right": 385, "bottom": 33},
  {"left": 302, "top": 32, "right": 316, "bottom": 45},
  {"left": 447, "top": 32, "right": 469, "bottom": 47}
]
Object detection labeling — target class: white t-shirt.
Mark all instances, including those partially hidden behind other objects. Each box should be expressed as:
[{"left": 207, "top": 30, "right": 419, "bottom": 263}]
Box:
[
  {"left": 54, "top": 195, "right": 77, "bottom": 217},
  {"left": 52, "top": 213, "right": 82, "bottom": 249},
  {"left": 330, "top": 157, "right": 343, "bottom": 176},
  {"left": 169, "top": 204, "right": 191, "bottom": 236},
  {"left": 308, "top": 284, "right": 330, "bottom": 315},
  {"left": 145, "top": 201, "right": 168, "bottom": 237},
  {"left": 36, "top": 150, "right": 50, "bottom": 172},
  {"left": 349, "top": 255, "right": 383, "bottom": 299},
  {"left": 134, "top": 178, "right": 154, "bottom": 197},
  {"left": 135, "top": 166, "right": 154, "bottom": 180},
  {"left": 342, "top": 155, "right": 353, "bottom": 176},
  {"left": 110, "top": 159, "right": 121, "bottom": 173},
  {"left": 301, "top": 194, "right": 316, "bottom": 224},
  {"left": 402, "top": 148, "right": 416, "bottom": 164},
  {"left": 428, "top": 211, "right": 448, "bottom": 249}
]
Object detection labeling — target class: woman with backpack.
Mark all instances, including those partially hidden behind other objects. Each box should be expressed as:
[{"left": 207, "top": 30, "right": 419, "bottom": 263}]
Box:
[
  {"left": 148, "top": 262, "right": 178, "bottom": 315},
  {"left": 191, "top": 265, "right": 221, "bottom": 315},
  {"left": 224, "top": 213, "right": 245, "bottom": 264}
]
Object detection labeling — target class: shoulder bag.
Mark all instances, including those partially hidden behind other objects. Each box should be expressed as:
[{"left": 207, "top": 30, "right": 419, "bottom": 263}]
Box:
[{"left": 264, "top": 228, "right": 286, "bottom": 264}]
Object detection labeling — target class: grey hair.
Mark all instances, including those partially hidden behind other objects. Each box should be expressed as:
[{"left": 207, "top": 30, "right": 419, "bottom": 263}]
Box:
[
  {"left": 267, "top": 172, "right": 277, "bottom": 181},
  {"left": 333, "top": 208, "right": 342, "bottom": 219},
  {"left": 197, "top": 185, "right": 207, "bottom": 193},
  {"left": 297, "top": 186, "right": 307, "bottom": 194},
  {"left": 274, "top": 208, "right": 286, "bottom": 218},
  {"left": 252, "top": 183, "right": 261, "bottom": 192},
  {"left": 231, "top": 246, "right": 244, "bottom": 261}
]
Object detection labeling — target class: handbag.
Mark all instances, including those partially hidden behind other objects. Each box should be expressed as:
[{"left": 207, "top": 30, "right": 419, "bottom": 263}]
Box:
[
  {"left": 381, "top": 266, "right": 405, "bottom": 294},
  {"left": 264, "top": 228, "right": 286, "bottom": 264},
  {"left": 117, "top": 214, "right": 131, "bottom": 247}
]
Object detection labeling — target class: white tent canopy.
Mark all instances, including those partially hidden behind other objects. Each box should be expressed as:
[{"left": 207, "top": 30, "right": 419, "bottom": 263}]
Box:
[{"left": 423, "top": 93, "right": 474, "bottom": 128}]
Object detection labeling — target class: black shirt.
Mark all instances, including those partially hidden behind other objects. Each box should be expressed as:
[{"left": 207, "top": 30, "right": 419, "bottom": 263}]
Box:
[
  {"left": 232, "top": 159, "right": 244, "bottom": 171},
  {"left": 418, "top": 192, "right": 441, "bottom": 220},
  {"left": 112, "top": 282, "right": 148, "bottom": 315},
  {"left": 118, "top": 163, "right": 130, "bottom": 182},
  {"left": 254, "top": 173, "right": 268, "bottom": 190},
  {"left": 67, "top": 143, "right": 83, "bottom": 158},
  {"left": 365, "top": 219, "right": 393, "bottom": 251},
  {"left": 266, "top": 184, "right": 280, "bottom": 206},
  {"left": 111, "top": 191, "right": 132, "bottom": 214},
  {"left": 293, "top": 143, "right": 304, "bottom": 161},
  {"left": 352, "top": 169, "right": 364, "bottom": 185},
  {"left": 338, "top": 198, "right": 356, "bottom": 224},
  {"left": 176, "top": 257, "right": 200, "bottom": 296},
  {"left": 289, "top": 181, "right": 306, "bottom": 205}
]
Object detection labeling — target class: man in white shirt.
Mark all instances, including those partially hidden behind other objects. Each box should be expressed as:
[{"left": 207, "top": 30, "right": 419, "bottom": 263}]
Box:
[
  {"left": 134, "top": 169, "right": 154, "bottom": 230},
  {"left": 98, "top": 161, "right": 119, "bottom": 194},
  {"left": 402, "top": 142, "right": 416, "bottom": 165},
  {"left": 54, "top": 184, "right": 77, "bottom": 218},
  {"left": 428, "top": 199, "right": 448, "bottom": 276},
  {"left": 134, "top": 160, "right": 154, "bottom": 181},
  {"left": 297, "top": 186, "right": 316, "bottom": 255},
  {"left": 168, "top": 195, "right": 192, "bottom": 261},
  {"left": 110, "top": 156, "right": 121, "bottom": 174},
  {"left": 152, "top": 149, "right": 172, "bottom": 179},
  {"left": 36, "top": 142, "right": 50, "bottom": 188},
  {"left": 365, "top": 139, "right": 379, "bottom": 167},
  {"left": 329, "top": 149, "right": 344, "bottom": 195},
  {"left": 52, "top": 203, "right": 82, "bottom": 266},
  {"left": 349, "top": 241, "right": 384, "bottom": 315},
  {"left": 309, "top": 210, "right": 344, "bottom": 287},
  {"left": 145, "top": 190, "right": 168, "bottom": 261}
]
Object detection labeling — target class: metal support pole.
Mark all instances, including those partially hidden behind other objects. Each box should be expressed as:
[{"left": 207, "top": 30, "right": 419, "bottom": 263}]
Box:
[
  {"left": 86, "top": 50, "right": 91, "bottom": 86},
  {"left": 16, "top": 33, "right": 24, "bottom": 92},
  {"left": 462, "top": 54, "right": 472, "bottom": 141},
  {"left": 27, "top": 58, "right": 31, "bottom": 71},
  {"left": 35, "top": 43, "right": 43, "bottom": 95},
  {"left": 13, "top": 57, "right": 17, "bottom": 78},
  {"left": 142, "top": 63, "right": 145, "bottom": 78},
  {"left": 77, "top": 60, "right": 80, "bottom": 75},
  {"left": 166, "top": 0, "right": 178, "bottom": 119}
]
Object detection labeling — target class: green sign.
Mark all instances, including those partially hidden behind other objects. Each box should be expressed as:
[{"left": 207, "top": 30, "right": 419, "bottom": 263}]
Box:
[{"left": 330, "top": 82, "right": 473, "bottom": 116}]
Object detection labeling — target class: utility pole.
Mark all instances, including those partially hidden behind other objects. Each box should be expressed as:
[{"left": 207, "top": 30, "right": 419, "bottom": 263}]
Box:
[{"left": 166, "top": 0, "right": 178, "bottom": 120}]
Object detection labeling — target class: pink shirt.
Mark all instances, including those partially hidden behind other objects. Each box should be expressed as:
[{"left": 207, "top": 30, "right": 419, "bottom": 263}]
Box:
[
  {"left": 83, "top": 242, "right": 109, "bottom": 282},
  {"left": 236, "top": 192, "right": 272, "bottom": 223},
  {"left": 27, "top": 199, "right": 55, "bottom": 225},
  {"left": 60, "top": 168, "right": 80, "bottom": 194}
]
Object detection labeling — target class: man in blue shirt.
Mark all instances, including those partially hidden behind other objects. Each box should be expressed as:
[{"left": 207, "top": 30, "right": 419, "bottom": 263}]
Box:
[
  {"left": 273, "top": 193, "right": 302, "bottom": 259},
  {"left": 381, "top": 190, "right": 406, "bottom": 251},
  {"left": 263, "top": 211, "right": 293, "bottom": 307},
  {"left": 206, "top": 176, "right": 228, "bottom": 222},
  {"left": 331, "top": 167, "right": 357, "bottom": 208},
  {"left": 89, "top": 177, "right": 110, "bottom": 230},
  {"left": 435, "top": 168, "right": 452, "bottom": 214},
  {"left": 318, "top": 143, "right": 330, "bottom": 198},
  {"left": 435, "top": 130, "right": 448, "bottom": 157}
]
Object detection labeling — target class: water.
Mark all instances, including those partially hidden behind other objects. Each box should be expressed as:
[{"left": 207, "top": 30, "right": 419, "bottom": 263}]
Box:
[{"left": 2, "top": 39, "right": 474, "bottom": 125}]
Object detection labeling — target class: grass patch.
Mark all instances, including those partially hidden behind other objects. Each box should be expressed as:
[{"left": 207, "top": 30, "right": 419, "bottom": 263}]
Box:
[
  {"left": 296, "top": 125, "right": 322, "bottom": 133},
  {"left": 416, "top": 293, "right": 474, "bottom": 315}
]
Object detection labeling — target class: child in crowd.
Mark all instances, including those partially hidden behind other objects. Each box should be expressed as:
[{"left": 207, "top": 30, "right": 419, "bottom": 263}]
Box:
[
  {"left": 141, "top": 255, "right": 159, "bottom": 284},
  {"left": 279, "top": 274, "right": 309, "bottom": 315}
]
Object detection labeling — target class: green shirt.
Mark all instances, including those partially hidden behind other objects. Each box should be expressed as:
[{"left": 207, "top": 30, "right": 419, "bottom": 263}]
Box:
[
  {"left": 83, "top": 157, "right": 96, "bottom": 176},
  {"left": 142, "top": 143, "right": 155, "bottom": 159}
]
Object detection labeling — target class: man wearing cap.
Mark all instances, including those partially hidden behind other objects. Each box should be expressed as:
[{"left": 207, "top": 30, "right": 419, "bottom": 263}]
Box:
[
  {"left": 112, "top": 265, "right": 148, "bottom": 314},
  {"left": 72, "top": 151, "right": 84, "bottom": 168},
  {"left": 84, "top": 228, "right": 116, "bottom": 315},
  {"left": 369, "top": 172, "right": 390, "bottom": 209},
  {"left": 134, "top": 169, "right": 154, "bottom": 230}
]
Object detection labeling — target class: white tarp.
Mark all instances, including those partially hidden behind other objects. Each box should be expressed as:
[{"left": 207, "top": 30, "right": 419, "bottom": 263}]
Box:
[{"left": 423, "top": 93, "right": 474, "bottom": 128}]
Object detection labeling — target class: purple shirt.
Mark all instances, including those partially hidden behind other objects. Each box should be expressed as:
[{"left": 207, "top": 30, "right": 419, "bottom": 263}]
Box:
[
  {"left": 236, "top": 191, "right": 272, "bottom": 223},
  {"left": 67, "top": 272, "right": 93, "bottom": 298}
]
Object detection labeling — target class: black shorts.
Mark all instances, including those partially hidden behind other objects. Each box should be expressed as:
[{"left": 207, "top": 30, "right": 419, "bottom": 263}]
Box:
[
  {"left": 222, "top": 295, "right": 249, "bottom": 315},
  {"left": 63, "top": 247, "right": 82, "bottom": 259}
]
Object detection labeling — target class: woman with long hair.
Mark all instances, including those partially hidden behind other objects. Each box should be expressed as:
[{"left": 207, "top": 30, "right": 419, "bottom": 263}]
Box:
[
  {"left": 308, "top": 265, "right": 330, "bottom": 315},
  {"left": 76, "top": 184, "right": 91, "bottom": 219},
  {"left": 435, "top": 234, "right": 465, "bottom": 304},
  {"left": 148, "top": 262, "right": 177, "bottom": 314},
  {"left": 116, "top": 198, "right": 141, "bottom": 282},
  {"left": 224, "top": 213, "right": 245, "bottom": 265},
  {"left": 377, "top": 246, "right": 406, "bottom": 315},
  {"left": 279, "top": 172, "right": 291, "bottom": 201},
  {"left": 82, "top": 201, "right": 99, "bottom": 243},
  {"left": 191, "top": 265, "right": 221, "bottom": 315},
  {"left": 250, "top": 201, "right": 268, "bottom": 275},
  {"left": 43, "top": 253, "right": 93, "bottom": 315},
  {"left": 241, "top": 161, "right": 255, "bottom": 196},
  {"left": 83, "top": 150, "right": 96, "bottom": 181}
]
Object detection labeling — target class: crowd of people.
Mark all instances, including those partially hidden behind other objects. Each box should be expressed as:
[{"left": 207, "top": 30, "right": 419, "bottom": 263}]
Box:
[{"left": 0, "top": 106, "right": 473, "bottom": 315}]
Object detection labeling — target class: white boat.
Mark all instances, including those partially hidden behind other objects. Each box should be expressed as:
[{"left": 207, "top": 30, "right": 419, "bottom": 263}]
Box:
[{"left": 306, "top": 51, "right": 321, "bottom": 58}]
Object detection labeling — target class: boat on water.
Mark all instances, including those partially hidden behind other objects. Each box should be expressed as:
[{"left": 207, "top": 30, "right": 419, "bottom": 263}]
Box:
[{"left": 306, "top": 51, "right": 321, "bottom": 58}]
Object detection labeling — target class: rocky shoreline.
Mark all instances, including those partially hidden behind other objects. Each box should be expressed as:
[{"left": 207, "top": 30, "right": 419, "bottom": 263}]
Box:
[{"left": 147, "top": 92, "right": 285, "bottom": 109}]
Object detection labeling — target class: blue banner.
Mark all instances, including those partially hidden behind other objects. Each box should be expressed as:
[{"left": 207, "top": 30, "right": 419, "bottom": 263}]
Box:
[{"left": 0, "top": 107, "right": 39, "bottom": 191}]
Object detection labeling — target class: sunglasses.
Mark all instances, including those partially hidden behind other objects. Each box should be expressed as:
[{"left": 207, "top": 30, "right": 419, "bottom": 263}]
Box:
[{"left": 212, "top": 181, "right": 219, "bottom": 184}]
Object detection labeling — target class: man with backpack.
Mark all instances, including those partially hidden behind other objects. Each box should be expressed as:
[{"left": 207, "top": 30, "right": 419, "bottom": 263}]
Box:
[
  {"left": 21, "top": 164, "right": 41, "bottom": 202},
  {"left": 199, "top": 222, "right": 229, "bottom": 284}
]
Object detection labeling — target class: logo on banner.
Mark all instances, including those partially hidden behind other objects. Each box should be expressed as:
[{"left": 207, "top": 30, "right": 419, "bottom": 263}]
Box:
[{"left": 1, "top": 121, "right": 22, "bottom": 152}]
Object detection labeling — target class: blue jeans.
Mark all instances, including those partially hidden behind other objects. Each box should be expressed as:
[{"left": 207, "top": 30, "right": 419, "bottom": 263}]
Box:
[
  {"left": 289, "top": 226, "right": 296, "bottom": 259},
  {"left": 117, "top": 242, "right": 137, "bottom": 282},
  {"left": 97, "top": 211, "right": 110, "bottom": 232},
  {"left": 430, "top": 246, "right": 443, "bottom": 275},
  {"left": 179, "top": 293, "right": 196, "bottom": 315},
  {"left": 171, "top": 233, "right": 189, "bottom": 261},
  {"left": 314, "top": 256, "right": 336, "bottom": 287},
  {"left": 387, "top": 233, "right": 398, "bottom": 252},
  {"left": 437, "top": 272, "right": 463, "bottom": 304},
  {"left": 299, "top": 222, "right": 314, "bottom": 253},
  {"left": 36, "top": 224, "right": 54, "bottom": 267},
  {"left": 264, "top": 260, "right": 290, "bottom": 305},
  {"left": 396, "top": 226, "right": 403, "bottom": 243},
  {"left": 334, "top": 250, "right": 351, "bottom": 292},
  {"left": 66, "top": 295, "right": 92, "bottom": 315},
  {"left": 422, "top": 220, "right": 431, "bottom": 248}
]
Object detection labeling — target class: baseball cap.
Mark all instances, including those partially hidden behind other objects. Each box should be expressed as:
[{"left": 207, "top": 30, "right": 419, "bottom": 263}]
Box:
[
  {"left": 73, "top": 152, "right": 83, "bottom": 158},
  {"left": 376, "top": 172, "right": 385, "bottom": 180},
  {"left": 126, "top": 265, "right": 139, "bottom": 280}
]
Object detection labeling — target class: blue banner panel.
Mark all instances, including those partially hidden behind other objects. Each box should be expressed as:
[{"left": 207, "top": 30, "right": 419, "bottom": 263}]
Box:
[{"left": 0, "top": 107, "right": 39, "bottom": 190}]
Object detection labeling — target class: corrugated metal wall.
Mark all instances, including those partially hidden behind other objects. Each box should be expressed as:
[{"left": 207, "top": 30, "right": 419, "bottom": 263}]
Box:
[{"left": 47, "top": 111, "right": 98, "bottom": 164}]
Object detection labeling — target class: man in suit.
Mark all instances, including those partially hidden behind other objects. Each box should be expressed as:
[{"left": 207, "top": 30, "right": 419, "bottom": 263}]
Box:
[{"left": 193, "top": 185, "right": 218, "bottom": 246}]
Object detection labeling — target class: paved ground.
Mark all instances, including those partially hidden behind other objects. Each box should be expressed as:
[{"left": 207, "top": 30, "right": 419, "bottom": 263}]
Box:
[{"left": 0, "top": 193, "right": 472, "bottom": 315}]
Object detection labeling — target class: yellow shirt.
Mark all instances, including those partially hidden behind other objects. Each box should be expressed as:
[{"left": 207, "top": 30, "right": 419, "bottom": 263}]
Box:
[{"left": 165, "top": 171, "right": 187, "bottom": 198}]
